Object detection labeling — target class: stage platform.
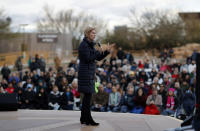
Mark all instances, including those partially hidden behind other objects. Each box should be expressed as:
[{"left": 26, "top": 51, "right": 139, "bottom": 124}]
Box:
[{"left": 0, "top": 110, "right": 182, "bottom": 131}]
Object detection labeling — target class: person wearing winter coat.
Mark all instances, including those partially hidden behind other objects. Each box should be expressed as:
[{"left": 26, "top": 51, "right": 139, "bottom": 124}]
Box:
[
  {"left": 174, "top": 82, "right": 184, "bottom": 107},
  {"left": 132, "top": 87, "right": 147, "bottom": 114},
  {"left": 158, "top": 84, "right": 167, "bottom": 110},
  {"left": 120, "top": 87, "right": 135, "bottom": 113},
  {"left": 48, "top": 86, "right": 62, "bottom": 110},
  {"left": 1, "top": 64, "right": 11, "bottom": 81},
  {"left": 24, "top": 86, "right": 36, "bottom": 109},
  {"left": 15, "top": 56, "right": 23, "bottom": 72},
  {"left": 162, "top": 88, "right": 177, "bottom": 116},
  {"left": 78, "top": 27, "right": 114, "bottom": 126},
  {"left": 60, "top": 87, "right": 74, "bottom": 110},
  {"left": 117, "top": 47, "right": 125, "bottom": 60},
  {"left": 35, "top": 88, "right": 48, "bottom": 109},
  {"left": 92, "top": 84, "right": 108, "bottom": 112},
  {"left": 182, "top": 89, "right": 195, "bottom": 116},
  {"left": 144, "top": 87, "right": 162, "bottom": 115},
  {"left": 5, "top": 83, "right": 15, "bottom": 94},
  {"left": 108, "top": 86, "right": 121, "bottom": 112},
  {"left": 16, "top": 88, "right": 25, "bottom": 109}
]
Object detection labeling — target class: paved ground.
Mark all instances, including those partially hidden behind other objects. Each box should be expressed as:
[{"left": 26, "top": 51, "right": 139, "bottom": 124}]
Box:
[{"left": 0, "top": 110, "right": 182, "bottom": 131}]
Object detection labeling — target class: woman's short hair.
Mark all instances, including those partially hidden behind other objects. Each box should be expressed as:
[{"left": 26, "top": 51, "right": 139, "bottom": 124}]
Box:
[{"left": 84, "top": 27, "right": 95, "bottom": 38}]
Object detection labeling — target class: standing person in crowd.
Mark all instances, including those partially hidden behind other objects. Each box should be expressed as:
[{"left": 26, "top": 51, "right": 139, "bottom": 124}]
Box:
[
  {"left": 125, "top": 51, "right": 134, "bottom": 64},
  {"left": 15, "top": 56, "right": 23, "bottom": 80},
  {"left": 108, "top": 86, "right": 121, "bottom": 112},
  {"left": 35, "top": 54, "right": 42, "bottom": 75},
  {"left": 78, "top": 27, "right": 114, "bottom": 126},
  {"left": 40, "top": 55, "right": 46, "bottom": 72},
  {"left": 117, "top": 47, "right": 125, "bottom": 60},
  {"left": 92, "top": 84, "right": 108, "bottom": 112},
  {"left": 1, "top": 63, "right": 11, "bottom": 81},
  {"left": 54, "top": 54, "right": 61, "bottom": 71}
]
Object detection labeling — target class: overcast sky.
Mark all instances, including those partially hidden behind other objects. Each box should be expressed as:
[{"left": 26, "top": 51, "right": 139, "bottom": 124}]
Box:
[{"left": 1, "top": 0, "right": 200, "bottom": 32}]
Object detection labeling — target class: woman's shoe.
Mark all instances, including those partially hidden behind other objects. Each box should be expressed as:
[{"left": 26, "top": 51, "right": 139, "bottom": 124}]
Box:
[
  {"left": 80, "top": 120, "right": 86, "bottom": 124},
  {"left": 80, "top": 117, "right": 86, "bottom": 124},
  {"left": 85, "top": 120, "right": 99, "bottom": 126}
]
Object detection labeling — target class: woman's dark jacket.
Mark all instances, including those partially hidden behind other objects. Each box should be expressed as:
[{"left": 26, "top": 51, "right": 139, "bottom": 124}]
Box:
[
  {"left": 78, "top": 37, "right": 109, "bottom": 93},
  {"left": 60, "top": 91, "right": 74, "bottom": 108}
]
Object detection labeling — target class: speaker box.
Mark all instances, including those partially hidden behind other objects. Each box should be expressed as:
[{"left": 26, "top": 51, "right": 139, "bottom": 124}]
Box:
[{"left": 0, "top": 93, "right": 18, "bottom": 111}]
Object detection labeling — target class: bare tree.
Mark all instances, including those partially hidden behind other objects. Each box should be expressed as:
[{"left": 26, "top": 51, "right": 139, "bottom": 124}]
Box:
[
  {"left": 129, "top": 9, "right": 185, "bottom": 49},
  {"left": 0, "top": 9, "right": 12, "bottom": 38},
  {"left": 37, "top": 5, "right": 107, "bottom": 49}
]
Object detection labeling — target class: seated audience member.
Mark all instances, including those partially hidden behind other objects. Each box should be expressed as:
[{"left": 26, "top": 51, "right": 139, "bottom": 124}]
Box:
[
  {"left": 158, "top": 84, "right": 167, "bottom": 110},
  {"left": 144, "top": 87, "right": 162, "bottom": 115},
  {"left": 116, "top": 83, "right": 123, "bottom": 96},
  {"left": 104, "top": 82, "right": 112, "bottom": 94},
  {"left": 70, "top": 78, "right": 80, "bottom": 109},
  {"left": 174, "top": 82, "right": 184, "bottom": 107},
  {"left": 1, "top": 79, "right": 8, "bottom": 89},
  {"left": 71, "top": 78, "right": 80, "bottom": 98},
  {"left": 24, "top": 85, "right": 36, "bottom": 109},
  {"left": 61, "top": 87, "right": 74, "bottom": 110},
  {"left": 35, "top": 88, "right": 48, "bottom": 109},
  {"left": 92, "top": 84, "right": 109, "bottom": 112},
  {"left": 17, "top": 88, "right": 25, "bottom": 109},
  {"left": 120, "top": 87, "right": 135, "bottom": 113},
  {"left": 132, "top": 88, "right": 147, "bottom": 114},
  {"left": 107, "top": 86, "right": 121, "bottom": 112},
  {"left": 5, "top": 83, "right": 15, "bottom": 94},
  {"left": 162, "top": 88, "right": 177, "bottom": 116},
  {"left": 0, "top": 85, "right": 6, "bottom": 93},
  {"left": 182, "top": 89, "right": 195, "bottom": 116},
  {"left": 35, "top": 80, "right": 46, "bottom": 93},
  {"left": 48, "top": 86, "right": 62, "bottom": 110},
  {"left": 8, "top": 73, "right": 19, "bottom": 84}
]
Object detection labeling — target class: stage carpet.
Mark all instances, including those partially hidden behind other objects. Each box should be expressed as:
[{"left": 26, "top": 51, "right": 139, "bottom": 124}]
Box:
[{"left": 0, "top": 110, "right": 182, "bottom": 131}]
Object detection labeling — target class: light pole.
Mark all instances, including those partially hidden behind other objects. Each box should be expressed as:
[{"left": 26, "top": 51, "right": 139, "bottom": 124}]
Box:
[{"left": 19, "top": 24, "right": 28, "bottom": 58}]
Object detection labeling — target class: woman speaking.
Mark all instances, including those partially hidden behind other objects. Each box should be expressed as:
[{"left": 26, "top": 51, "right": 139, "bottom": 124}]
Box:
[{"left": 78, "top": 27, "right": 114, "bottom": 126}]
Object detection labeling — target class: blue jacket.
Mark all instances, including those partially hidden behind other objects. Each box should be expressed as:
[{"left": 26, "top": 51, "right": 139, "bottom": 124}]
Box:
[{"left": 78, "top": 37, "right": 109, "bottom": 93}]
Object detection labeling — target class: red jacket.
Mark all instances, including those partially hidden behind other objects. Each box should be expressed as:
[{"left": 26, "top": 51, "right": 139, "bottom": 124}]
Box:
[{"left": 5, "top": 87, "right": 14, "bottom": 94}]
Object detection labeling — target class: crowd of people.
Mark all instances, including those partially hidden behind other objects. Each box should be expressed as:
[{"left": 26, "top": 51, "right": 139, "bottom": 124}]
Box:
[{"left": 0, "top": 48, "right": 197, "bottom": 119}]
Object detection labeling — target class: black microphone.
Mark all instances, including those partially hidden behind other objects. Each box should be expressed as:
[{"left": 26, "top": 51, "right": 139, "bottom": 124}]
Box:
[
  {"left": 97, "top": 41, "right": 103, "bottom": 53},
  {"left": 97, "top": 41, "right": 101, "bottom": 47}
]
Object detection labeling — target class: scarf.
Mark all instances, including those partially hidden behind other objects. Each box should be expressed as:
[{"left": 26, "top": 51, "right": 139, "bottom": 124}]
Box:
[
  {"left": 111, "top": 93, "right": 118, "bottom": 106},
  {"left": 166, "top": 96, "right": 175, "bottom": 109},
  {"left": 66, "top": 92, "right": 70, "bottom": 100}
]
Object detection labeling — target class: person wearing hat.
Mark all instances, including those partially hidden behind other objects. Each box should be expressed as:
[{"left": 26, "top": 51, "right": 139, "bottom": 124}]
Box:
[
  {"left": 24, "top": 85, "right": 35, "bottom": 109},
  {"left": 162, "top": 88, "right": 177, "bottom": 116}
]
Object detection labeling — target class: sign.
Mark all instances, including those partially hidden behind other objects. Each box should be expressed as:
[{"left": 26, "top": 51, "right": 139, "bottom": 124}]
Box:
[{"left": 37, "top": 33, "right": 58, "bottom": 43}]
